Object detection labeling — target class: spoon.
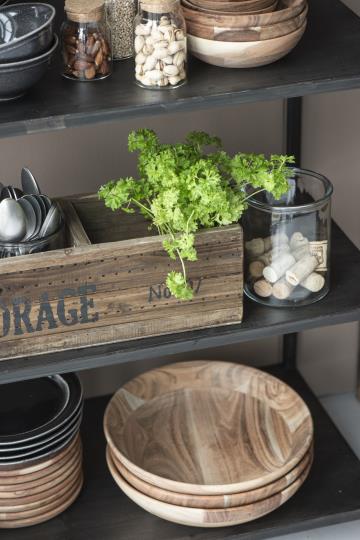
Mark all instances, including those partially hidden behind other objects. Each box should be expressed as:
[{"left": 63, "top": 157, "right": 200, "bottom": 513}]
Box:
[
  {"left": 39, "top": 203, "right": 61, "bottom": 238},
  {"left": 0, "top": 198, "right": 27, "bottom": 242},
  {"left": 17, "top": 198, "right": 37, "bottom": 241},
  {"left": 21, "top": 168, "right": 41, "bottom": 195},
  {"left": 21, "top": 195, "right": 43, "bottom": 240}
]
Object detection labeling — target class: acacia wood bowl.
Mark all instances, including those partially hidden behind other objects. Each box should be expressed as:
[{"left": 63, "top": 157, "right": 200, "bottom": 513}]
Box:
[
  {"left": 185, "top": 4, "right": 307, "bottom": 41},
  {"left": 106, "top": 447, "right": 313, "bottom": 527},
  {"left": 189, "top": 0, "right": 276, "bottom": 13},
  {"left": 104, "top": 361, "right": 313, "bottom": 496},
  {"left": 109, "top": 445, "right": 313, "bottom": 509},
  {"left": 188, "top": 21, "right": 306, "bottom": 68},
  {"left": 181, "top": 0, "right": 307, "bottom": 27}
]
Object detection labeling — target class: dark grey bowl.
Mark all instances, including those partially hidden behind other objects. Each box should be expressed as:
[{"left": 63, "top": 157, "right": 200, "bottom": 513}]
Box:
[
  {"left": 0, "top": 3, "right": 55, "bottom": 62},
  {"left": 0, "top": 34, "right": 58, "bottom": 101}
]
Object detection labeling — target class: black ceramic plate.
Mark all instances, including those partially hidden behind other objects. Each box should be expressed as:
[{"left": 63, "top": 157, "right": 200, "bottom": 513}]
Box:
[
  {"left": 0, "top": 415, "right": 82, "bottom": 463},
  {"left": 0, "top": 373, "right": 82, "bottom": 446},
  {"left": 0, "top": 430, "right": 80, "bottom": 471},
  {"left": 0, "top": 404, "right": 83, "bottom": 453}
]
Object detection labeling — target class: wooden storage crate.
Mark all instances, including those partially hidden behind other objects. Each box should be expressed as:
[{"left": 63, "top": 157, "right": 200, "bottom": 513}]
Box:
[{"left": 0, "top": 194, "right": 243, "bottom": 360}]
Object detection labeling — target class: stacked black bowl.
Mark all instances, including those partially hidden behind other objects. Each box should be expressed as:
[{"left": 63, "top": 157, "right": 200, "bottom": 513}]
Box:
[
  {"left": 0, "top": 3, "right": 58, "bottom": 100},
  {"left": 0, "top": 373, "right": 84, "bottom": 529}
]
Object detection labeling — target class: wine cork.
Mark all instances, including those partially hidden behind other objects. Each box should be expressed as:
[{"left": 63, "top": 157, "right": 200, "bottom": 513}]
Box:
[
  {"left": 259, "top": 244, "right": 290, "bottom": 266},
  {"left": 301, "top": 272, "right": 325, "bottom": 293},
  {"left": 286, "top": 254, "right": 319, "bottom": 286},
  {"left": 245, "top": 238, "right": 265, "bottom": 258},
  {"left": 293, "top": 244, "right": 310, "bottom": 261},
  {"left": 263, "top": 252, "right": 296, "bottom": 284},
  {"left": 272, "top": 278, "right": 294, "bottom": 300},
  {"left": 254, "top": 279, "right": 273, "bottom": 298},
  {"left": 290, "top": 232, "right": 309, "bottom": 251},
  {"left": 249, "top": 260, "right": 265, "bottom": 279},
  {"left": 263, "top": 232, "right": 289, "bottom": 252}
]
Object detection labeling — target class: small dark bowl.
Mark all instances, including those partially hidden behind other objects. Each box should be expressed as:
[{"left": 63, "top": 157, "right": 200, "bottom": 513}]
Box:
[
  {"left": 0, "top": 3, "right": 55, "bottom": 62},
  {"left": 0, "top": 34, "right": 58, "bottom": 101}
]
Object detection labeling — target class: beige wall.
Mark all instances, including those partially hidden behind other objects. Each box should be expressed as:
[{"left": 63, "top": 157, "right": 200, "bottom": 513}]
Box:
[{"left": 1, "top": 0, "right": 359, "bottom": 398}]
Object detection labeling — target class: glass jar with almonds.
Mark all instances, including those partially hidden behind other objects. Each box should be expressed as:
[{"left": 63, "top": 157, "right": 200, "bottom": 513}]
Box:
[
  {"left": 61, "top": 0, "right": 112, "bottom": 81},
  {"left": 134, "top": 0, "right": 187, "bottom": 89},
  {"left": 242, "top": 169, "right": 333, "bottom": 307}
]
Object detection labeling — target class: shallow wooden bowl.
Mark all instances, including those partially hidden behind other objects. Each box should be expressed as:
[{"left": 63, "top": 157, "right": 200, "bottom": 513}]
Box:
[
  {"left": 188, "top": 21, "right": 306, "bottom": 68},
  {"left": 104, "top": 361, "right": 313, "bottom": 495},
  {"left": 0, "top": 473, "right": 83, "bottom": 528},
  {"left": 0, "top": 469, "right": 82, "bottom": 512},
  {"left": 0, "top": 445, "right": 82, "bottom": 493},
  {"left": 0, "top": 452, "right": 82, "bottom": 499},
  {"left": 189, "top": 0, "right": 276, "bottom": 13},
  {"left": 181, "top": 0, "right": 307, "bottom": 28},
  {"left": 185, "top": 4, "right": 307, "bottom": 41},
  {"left": 110, "top": 445, "right": 313, "bottom": 509},
  {"left": 106, "top": 448, "right": 312, "bottom": 527},
  {"left": 0, "top": 437, "right": 81, "bottom": 485}
]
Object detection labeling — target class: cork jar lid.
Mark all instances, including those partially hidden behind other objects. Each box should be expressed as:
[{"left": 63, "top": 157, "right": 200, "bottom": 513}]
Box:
[
  {"left": 140, "top": 0, "right": 178, "bottom": 14},
  {"left": 65, "top": 0, "right": 104, "bottom": 22}
]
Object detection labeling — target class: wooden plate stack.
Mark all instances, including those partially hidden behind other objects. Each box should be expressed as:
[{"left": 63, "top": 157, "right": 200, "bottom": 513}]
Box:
[
  {"left": 104, "top": 361, "right": 314, "bottom": 528},
  {"left": 183, "top": 0, "right": 308, "bottom": 68},
  {"left": 0, "top": 374, "right": 83, "bottom": 528}
]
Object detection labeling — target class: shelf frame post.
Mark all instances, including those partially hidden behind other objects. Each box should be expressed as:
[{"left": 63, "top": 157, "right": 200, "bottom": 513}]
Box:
[{"left": 281, "top": 97, "right": 303, "bottom": 370}]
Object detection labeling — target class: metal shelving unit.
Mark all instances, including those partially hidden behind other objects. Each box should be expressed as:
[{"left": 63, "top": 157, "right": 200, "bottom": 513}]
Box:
[{"left": 1, "top": 0, "right": 360, "bottom": 537}]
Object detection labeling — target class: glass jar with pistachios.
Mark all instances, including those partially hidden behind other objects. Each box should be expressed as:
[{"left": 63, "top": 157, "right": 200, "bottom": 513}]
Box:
[
  {"left": 61, "top": 0, "right": 112, "bottom": 81},
  {"left": 134, "top": 0, "right": 187, "bottom": 89}
]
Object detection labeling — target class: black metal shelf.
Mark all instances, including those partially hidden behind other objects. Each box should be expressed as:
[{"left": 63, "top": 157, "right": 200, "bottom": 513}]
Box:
[
  {"left": 1, "top": 0, "right": 360, "bottom": 138},
  {"left": 3, "top": 366, "right": 360, "bottom": 540},
  {"left": 0, "top": 222, "right": 359, "bottom": 385}
]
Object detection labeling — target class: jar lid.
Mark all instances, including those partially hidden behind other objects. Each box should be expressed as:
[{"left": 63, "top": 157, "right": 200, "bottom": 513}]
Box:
[
  {"left": 140, "top": 0, "right": 177, "bottom": 14},
  {"left": 65, "top": 0, "right": 104, "bottom": 22}
]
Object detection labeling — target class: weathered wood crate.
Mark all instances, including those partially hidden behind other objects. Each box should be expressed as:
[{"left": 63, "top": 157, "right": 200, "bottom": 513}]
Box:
[{"left": 0, "top": 194, "right": 243, "bottom": 360}]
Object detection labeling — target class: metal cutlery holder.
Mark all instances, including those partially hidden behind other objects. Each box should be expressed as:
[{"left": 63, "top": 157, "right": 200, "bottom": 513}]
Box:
[{"left": 0, "top": 220, "right": 65, "bottom": 258}]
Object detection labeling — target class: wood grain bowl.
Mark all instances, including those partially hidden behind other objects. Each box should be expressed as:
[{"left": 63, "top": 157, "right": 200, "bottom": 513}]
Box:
[
  {"left": 0, "top": 474, "right": 83, "bottom": 528},
  {"left": 181, "top": 0, "right": 307, "bottom": 27},
  {"left": 109, "top": 445, "right": 313, "bottom": 509},
  {"left": 188, "top": 21, "right": 306, "bottom": 68},
  {"left": 106, "top": 448, "right": 313, "bottom": 527},
  {"left": 104, "top": 361, "right": 313, "bottom": 495},
  {"left": 188, "top": 0, "right": 277, "bottom": 13},
  {"left": 185, "top": 4, "right": 307, "bottom": 41}
]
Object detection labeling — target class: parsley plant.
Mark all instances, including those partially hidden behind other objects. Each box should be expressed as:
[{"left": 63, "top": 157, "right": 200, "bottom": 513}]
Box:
[{"left": 99, "top": 129, "right": 294, "bottom": 300}]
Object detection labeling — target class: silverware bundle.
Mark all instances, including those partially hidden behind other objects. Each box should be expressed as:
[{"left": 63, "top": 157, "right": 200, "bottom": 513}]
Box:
[{"left": 0, "top": 168, "right": 63, "bottom": 257}]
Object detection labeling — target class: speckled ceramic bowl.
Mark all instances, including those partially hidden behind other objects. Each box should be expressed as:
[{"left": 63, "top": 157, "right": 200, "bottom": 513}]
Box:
[
  {"left": 0, "top": 3, "right": 55, "bottom": 62},
  {"left": 0, "top": 34, "right": 58, "bottom": 101}
]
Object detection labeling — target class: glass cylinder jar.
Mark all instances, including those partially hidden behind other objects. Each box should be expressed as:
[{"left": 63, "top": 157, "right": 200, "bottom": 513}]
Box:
[
  {"left": 61, "top": 3, "right": 112, "bottom": 81},
  {"left": 106, "top": 0, "right": 136, "bottom": 60},
  {"left": 134, "top": 0, "right": 187, "bottom": 89},
  {"left": 242, "top": 168, "right": 333, "bottom": 307}
]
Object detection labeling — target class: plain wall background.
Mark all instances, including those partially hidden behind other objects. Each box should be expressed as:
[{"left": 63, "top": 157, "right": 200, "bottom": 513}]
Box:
[{"left": 0, "top": 0, "right": 359, "bottom": 398}]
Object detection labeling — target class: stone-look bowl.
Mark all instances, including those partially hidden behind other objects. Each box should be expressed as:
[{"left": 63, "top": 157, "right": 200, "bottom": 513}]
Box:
[
  {"left": 0, "top": 3, "right": 55, "bottom": 62},
  {"left": 0, "top": 34, "right": 58, "bottom": 101},
  {"left": 188, "top": 21, "right": 306, "bottom": 68}
]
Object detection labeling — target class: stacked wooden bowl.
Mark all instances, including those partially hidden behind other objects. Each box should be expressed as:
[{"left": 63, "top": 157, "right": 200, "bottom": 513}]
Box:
[
  {"left": 0, "top": 374, "right": 83, "bottom": 528},
  {"left": 183, "top": 0, "right": 308, "bottom": 68},
  {"left": 104, "top": 361, "right": 313, "bottom": 527}
]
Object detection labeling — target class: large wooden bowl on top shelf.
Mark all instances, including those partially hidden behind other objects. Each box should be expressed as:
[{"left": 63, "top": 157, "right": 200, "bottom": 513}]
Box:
[
  {"left": 181, "top": 0, "right": 306, "bottom": 27},
  {"left": 104, "top": 361, "right": 313, "bottom": 496},
  {"left": 188, "top": 20, "right": 306, "bottom": 67},
  {"left": 189, "top": 0, "right": 277, "bottom": 13},
  {"left": 185, "top": 3, "right": 307, "bottom": 41}
]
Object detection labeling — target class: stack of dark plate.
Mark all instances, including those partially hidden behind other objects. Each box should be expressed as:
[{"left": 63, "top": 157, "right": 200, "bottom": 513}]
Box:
[{"left": 0, "top": 374, "right": 83, "bottom": 529}]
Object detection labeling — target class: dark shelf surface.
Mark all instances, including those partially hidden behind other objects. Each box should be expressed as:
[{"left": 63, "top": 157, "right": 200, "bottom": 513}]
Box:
[
  {"left": 1, "top": 0, "right": 360, "bottom": 137},
  {"left": 3, "top": 366, "right": 360, "bottom": 540},
  {"left": 0, "top": 222, "right": 359, "bottom": 385}
]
